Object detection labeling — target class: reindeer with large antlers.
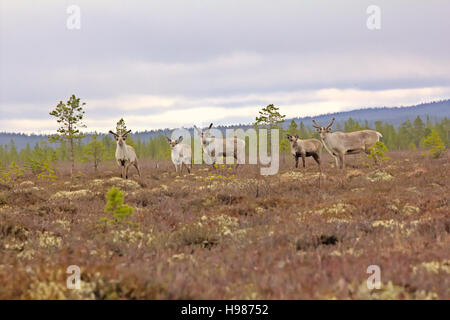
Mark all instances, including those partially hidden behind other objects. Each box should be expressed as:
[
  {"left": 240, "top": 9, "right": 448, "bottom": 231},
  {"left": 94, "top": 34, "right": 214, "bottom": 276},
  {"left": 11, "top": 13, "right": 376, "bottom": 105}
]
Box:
[
  {"left": 109, "top": 129, "right": 141, "bottom": 179},
  {"left": 312, "top": 118, "right": 383, "bottom": 170}
]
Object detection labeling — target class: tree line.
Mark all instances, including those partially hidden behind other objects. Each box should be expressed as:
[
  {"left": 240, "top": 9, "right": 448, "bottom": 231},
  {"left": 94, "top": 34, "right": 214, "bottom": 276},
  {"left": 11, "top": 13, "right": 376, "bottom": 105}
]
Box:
[{"left": 0, "top": 96, "right": 448, "bottom": 179}]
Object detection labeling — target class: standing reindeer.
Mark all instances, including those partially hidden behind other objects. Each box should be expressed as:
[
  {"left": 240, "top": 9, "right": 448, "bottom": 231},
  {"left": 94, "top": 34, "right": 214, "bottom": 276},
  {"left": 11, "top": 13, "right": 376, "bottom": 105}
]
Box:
[
  {"left": 166, "top": 136, "right": 192, "bottom": 174},
  {"left": 312, "top": 118, "right": 382, "bottom": 169},
  {"left": 194, "top": 123, "right": 246, "bottom": 169},
  {"left": 109, "top": 130, "right": 141, "bottom": 179},
  {"left": 286, "top": 134, "right": 322, "bottom": 171}
]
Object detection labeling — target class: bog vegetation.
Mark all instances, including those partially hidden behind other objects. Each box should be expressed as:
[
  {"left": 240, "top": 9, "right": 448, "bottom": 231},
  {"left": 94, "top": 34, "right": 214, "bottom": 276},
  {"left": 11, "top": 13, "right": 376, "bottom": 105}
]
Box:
[
  {"left": 0, "top": 96, "right": 448, "bottom": 299},
  {"left": 0, "top": 151, "right": 448, "bottom": 299}
]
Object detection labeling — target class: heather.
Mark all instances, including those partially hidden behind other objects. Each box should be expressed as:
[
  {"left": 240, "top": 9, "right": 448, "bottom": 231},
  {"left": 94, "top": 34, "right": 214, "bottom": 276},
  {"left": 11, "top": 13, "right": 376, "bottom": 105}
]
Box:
[{"left": 0, "top": 151, "right": 448, "bottom": 299}]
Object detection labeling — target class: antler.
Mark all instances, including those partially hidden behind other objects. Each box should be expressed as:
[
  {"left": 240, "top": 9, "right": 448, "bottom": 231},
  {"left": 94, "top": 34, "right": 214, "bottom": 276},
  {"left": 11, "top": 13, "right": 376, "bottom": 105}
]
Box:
[
  {"left": 193, "top": 125, "right": 202, "bottom": 135},
  {"left": 326, "top": 117, "right": 335, "bottom": 129},
  {"left": 208, "top": 123, "right": 213, "bottom": 130},
  {"left": 122, "top": 129, "right": 132, "bottom": 137},
  {"left": 109, "top": 130, "right": 118, "bottom": 137},
  {"left": 312, "top": 120, "right": 321, "bottom": 128}
]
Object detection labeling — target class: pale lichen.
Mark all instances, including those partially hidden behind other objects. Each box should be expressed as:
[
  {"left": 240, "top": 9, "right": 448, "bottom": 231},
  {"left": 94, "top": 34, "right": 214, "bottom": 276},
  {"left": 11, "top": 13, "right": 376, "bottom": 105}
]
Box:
[
  {"left": 50, "top": 189, "right": 90, "bottom": 200},
  {"left": 111, "top": 229, "right": 153, "bottom": 246},
  {"left": 412, "top": 260, "right": 450, "bottom": 274},
  {"left": 37, "top": 231, "right": 62, "bottom": 249},
  {"left": 367, "top": 170, "right": 394, "bottom": 182}
]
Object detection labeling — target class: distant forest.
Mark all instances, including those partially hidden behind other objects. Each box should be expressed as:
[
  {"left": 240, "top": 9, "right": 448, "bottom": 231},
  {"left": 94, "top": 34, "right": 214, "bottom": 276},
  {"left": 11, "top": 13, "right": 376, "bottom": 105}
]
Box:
[
  {"left": 0, "top": 114, "right": 448, "bottom": 171},
  {"left": 1, "top": 99, "right": 449, "bottom": 151},
  {"left": 0, "top": 100, "right": 449, "bottom": 172}
]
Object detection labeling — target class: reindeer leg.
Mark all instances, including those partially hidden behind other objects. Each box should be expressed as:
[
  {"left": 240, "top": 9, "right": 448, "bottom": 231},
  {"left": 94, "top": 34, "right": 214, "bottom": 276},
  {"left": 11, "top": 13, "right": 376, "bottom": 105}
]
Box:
[
  {"left": 338, "top": 152, "right": 345, "bottom": 170},
  {"left": 125, "top": 163, "right": 131, "bottom": 179},
  {"left": 234, "top": 154, "right": 240, "bottom": 171},
  {"left": 134, "top": 162, "right": 141, "bottom": 177},
  {"left": 333, "top": 155, "right": 339, "bottom": 169},
  {"left": 295, "top": 156, "right": 299, "bottom": 168},
  {"left": 313, "top": 154, "right": 321, "bottom": 170},
  {"left": 185, "top": 162, "right": 191, "bottom": 174},
  {"left": 301, "top": 154, "right": 306, "bottom": 168}
]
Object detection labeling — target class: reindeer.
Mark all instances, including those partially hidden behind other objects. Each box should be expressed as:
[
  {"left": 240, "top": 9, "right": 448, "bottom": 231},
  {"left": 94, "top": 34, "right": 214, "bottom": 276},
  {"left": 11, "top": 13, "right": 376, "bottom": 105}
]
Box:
[
  {"left": 109, "top": 130, "right": 141, "bottom": 179},
  {"left": 193, "top": 123, "right": 245, "bottom": 169},
  {"left": 166, "top": 136, "right": 192, "bottom": 174},
  {"left": 286, "top": 134, "right": 322, "bottom": 171},
  {"left": 312, "top": 118, "right": 382, "bottom": 169}
]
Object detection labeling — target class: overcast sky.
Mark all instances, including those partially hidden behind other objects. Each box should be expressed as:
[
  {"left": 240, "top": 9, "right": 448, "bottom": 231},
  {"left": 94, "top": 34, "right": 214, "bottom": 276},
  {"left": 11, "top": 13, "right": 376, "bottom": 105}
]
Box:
[{"left": 1, "top": 0, "right": 449, "bottom": 133}]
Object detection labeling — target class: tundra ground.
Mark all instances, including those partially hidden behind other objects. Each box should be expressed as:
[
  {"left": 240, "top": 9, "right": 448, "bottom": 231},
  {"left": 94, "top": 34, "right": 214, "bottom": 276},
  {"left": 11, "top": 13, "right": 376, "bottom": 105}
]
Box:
[{"left": 0, "top": 151, "right": 449, "bottom": 299}]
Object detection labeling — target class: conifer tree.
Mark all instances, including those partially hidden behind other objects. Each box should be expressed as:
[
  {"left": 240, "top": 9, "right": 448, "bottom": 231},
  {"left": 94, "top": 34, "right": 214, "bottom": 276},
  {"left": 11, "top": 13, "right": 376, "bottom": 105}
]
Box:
[{"left": 49, "top": 94, "right": 86, "bottom": 178}]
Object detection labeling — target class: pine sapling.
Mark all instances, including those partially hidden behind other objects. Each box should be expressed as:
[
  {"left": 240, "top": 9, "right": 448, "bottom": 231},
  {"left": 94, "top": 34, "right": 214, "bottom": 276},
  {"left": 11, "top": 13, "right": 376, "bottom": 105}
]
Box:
[{"left": 102, "top": 187, "right": 134, "bottom": 224}]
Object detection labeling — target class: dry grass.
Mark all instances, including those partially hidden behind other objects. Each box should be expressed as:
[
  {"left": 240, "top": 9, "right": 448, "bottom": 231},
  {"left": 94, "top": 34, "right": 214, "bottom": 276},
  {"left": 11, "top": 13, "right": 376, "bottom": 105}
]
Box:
[{"left": 0, "top": 151, "right": 449, "bottom": 299}]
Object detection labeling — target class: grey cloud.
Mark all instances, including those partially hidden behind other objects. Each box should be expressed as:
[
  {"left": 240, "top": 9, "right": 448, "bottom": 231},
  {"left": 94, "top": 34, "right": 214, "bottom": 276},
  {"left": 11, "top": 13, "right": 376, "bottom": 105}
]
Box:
[{"left": 1, "top": 0, "right": 449, "bottom": 131}]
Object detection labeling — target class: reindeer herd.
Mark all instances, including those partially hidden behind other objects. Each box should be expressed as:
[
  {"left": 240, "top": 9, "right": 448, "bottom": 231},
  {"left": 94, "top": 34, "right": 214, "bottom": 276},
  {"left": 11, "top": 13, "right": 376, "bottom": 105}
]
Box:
[{"left": 109, "top": 118, "right": 383, "bottom": 179}]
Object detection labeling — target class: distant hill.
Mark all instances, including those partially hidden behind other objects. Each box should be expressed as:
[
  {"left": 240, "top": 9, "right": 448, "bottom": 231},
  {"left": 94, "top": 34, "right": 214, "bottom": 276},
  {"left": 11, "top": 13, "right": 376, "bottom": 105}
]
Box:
[
  {"left": 1, "top": 99, "right": 449, "bottom": 150},
  {"left": 287, "top": 99, "right": 450, "bottom": 129}
]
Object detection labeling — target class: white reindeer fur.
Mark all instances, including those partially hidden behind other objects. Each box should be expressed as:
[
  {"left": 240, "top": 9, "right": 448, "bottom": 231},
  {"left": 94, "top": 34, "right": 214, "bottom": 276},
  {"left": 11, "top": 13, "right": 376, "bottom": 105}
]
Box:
[
  {"left": 115, "top": 143, "right": 138, "bottom": 164},
  {"left": 167, "top": 137, "right": 192, "bottom": 173},
  {"left": 109, "top": 130, "right": 141, "bottom": 179}
]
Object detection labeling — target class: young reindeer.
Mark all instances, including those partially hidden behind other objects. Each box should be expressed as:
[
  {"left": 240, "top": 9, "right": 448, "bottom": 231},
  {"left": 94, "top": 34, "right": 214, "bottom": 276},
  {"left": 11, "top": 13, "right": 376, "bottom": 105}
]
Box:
[
  {"left": 166, "top": 136, "right": 192, "bottom": 174},
  {"left": 109, "top": 130, "right": 141, "bottom": 179},
  {"left": 312, "top": 118, "right": 382, "bottom": 170},
  {"left": 193, "top": 123, "right": 246, "bottom": 169},
  {"left": 286, "top": 134, "right": 322, "bottom": 171}
]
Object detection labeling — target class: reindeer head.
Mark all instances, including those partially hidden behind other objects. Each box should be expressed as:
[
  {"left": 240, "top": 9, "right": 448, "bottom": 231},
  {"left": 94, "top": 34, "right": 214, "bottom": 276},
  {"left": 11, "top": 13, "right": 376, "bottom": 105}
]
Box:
[
  {"left": 193, "top": 123, "right": 213, "bottom": 145},
  {"left": 286, "top": 134, "right": 299, "bottom": 147},
  {"left": 109, "top": 130, "right": 131, "bottom": 147},
  {"left": 312, "top": 118, "right": 335, "bottom": 139},
  {"left": 166, "top": 136, "right": 183, "bottom": 148},
  {"left": 286, "top": 134, "right": 299, "bottom": 143}
]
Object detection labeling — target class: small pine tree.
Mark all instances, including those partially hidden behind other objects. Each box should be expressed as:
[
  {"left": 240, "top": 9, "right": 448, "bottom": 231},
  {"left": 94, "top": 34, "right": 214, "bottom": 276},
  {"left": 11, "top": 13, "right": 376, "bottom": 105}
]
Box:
[
  {"left": 103, "top": 187, "right": 134, "bottom": 223},
  {"left": 0, "top": 161, "right": 24, "bottom": 184},
  {"left": 254, "top": 104, "right": 286, "bottom": 129},
  {"left": 37, "top": 162, "right": 57, "bottom": 181},
  {"left": 423, "top": 130, "right": 445, "bottom": 158},
  {"left": 287, "top": 119, "right": 298, "bottom": 135},
  {"left": 255, "top": 104, "right": 286, "bottom": 154},
  {"left": 115, "top": 118, "right": 134, "bottom": 146},
  {"left": 412, "top": 116, "right": 425, "bottom": 147},
  {"left": 49, "top": 94, "right": 86, "bottom": 178},
  {"left": 367, "top": 141, "right": 390, "bottom": 165},
  {"left": 116, "top": 118, "right": 128, "bottom": 135},
  {"left": 85, "top": 132, "right": 105, "bottom": 173}
]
